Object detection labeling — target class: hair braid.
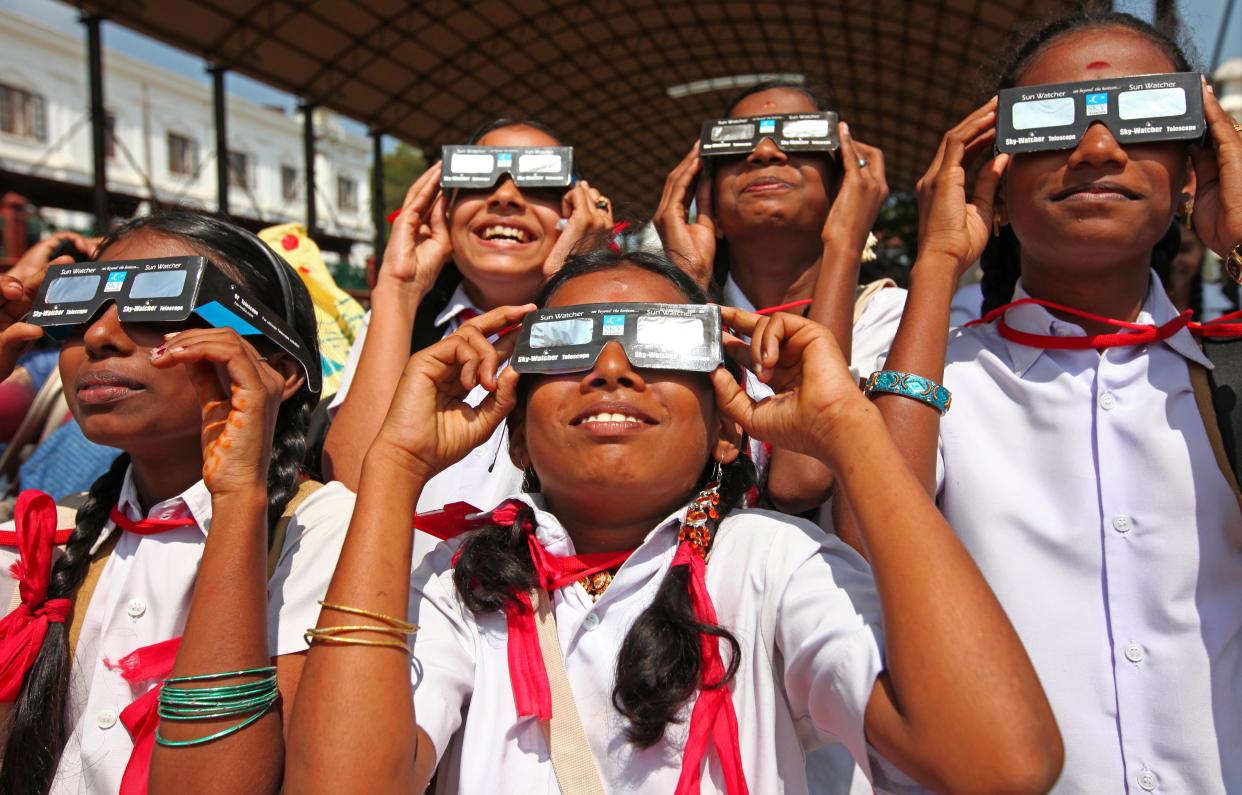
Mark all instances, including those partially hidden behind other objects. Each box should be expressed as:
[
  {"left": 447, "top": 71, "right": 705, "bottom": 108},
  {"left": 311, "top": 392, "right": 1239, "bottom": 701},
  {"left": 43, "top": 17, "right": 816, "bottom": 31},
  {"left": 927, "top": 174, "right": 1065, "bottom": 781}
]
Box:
[{"left": 0, "top": 453, "right": 131, "bottom": 795}]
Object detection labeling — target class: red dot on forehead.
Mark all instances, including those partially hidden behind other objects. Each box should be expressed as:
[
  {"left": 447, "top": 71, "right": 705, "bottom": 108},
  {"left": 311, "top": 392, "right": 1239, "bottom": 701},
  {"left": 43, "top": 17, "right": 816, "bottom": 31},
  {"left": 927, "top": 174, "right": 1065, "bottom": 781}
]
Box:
[{"left": 1085, "top": 60, "right": 1111, "bottom": 70}]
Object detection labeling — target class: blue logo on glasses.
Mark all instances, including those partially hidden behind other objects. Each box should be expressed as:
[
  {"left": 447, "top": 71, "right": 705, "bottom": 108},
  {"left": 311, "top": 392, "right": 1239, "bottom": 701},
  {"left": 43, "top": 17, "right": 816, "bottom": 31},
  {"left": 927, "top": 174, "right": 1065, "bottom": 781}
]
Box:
[
  {"left": 1085, "top": 93, "right": 1108, "bottom": 116},
  {"left": 602, "top": 315, "right": 625, "bottom": 335},
  {"left": 759, "top": 119, "right": 777, "bottom": 134}
]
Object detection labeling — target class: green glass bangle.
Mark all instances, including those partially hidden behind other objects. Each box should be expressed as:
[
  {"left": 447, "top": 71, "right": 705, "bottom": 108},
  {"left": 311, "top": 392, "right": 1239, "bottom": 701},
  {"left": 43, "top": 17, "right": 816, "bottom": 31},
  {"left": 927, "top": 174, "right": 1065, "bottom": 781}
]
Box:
[
  {"left": 158, "top": 692, "right": 279, "bottom": 719},
  {"left": 159, "top": 677, "right": 277, "bottom": 702},
  {"left": 164, "top": 665, "right": 275, "bottom": 684},
  {"left": 154, "top": 698, "right": 278, "bottom": 748}
]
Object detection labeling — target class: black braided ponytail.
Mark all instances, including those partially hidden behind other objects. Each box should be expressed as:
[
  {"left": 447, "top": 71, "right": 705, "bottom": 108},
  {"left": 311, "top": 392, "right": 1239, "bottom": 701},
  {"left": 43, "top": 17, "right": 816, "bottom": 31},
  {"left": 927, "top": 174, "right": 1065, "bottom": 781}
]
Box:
[
  {"left": 0, "top": 453, "right": 130, "bottom": 795},
  {"left": 0, "top": 212, "right": 319, "bottom": 793},
  {"left": 977, "top": 10, "right": 1196, "bottom": 311}
]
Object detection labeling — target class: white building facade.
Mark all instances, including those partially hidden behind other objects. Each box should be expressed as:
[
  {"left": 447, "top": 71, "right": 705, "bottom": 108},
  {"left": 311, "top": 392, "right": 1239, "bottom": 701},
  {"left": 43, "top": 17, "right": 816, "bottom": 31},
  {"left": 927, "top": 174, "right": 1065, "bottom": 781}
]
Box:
[{"left": 0, "top": 7, "right": 373, "bottom": 266}]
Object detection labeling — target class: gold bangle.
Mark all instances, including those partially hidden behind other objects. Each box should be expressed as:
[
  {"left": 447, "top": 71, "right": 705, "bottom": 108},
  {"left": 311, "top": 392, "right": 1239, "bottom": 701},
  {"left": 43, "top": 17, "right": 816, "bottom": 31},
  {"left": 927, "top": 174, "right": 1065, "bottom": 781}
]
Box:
[
  {"left": 318, "top": 600, "right": 418, "bottom": 632},
  {"left": 307, "top": 624, "right": 412, "bottom": 639},
  {"left": 304, "top": 630, "right": 411, "bottom": 653}
]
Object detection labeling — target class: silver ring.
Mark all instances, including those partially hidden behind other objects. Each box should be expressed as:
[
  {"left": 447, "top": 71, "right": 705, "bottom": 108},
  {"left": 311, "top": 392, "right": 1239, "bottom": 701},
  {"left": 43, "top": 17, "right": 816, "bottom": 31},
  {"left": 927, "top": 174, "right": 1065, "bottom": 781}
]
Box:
[
  {"left": 595, "top": 199, "right": 609, "bottom": 210},
  {"left": 858, "top": 158, "right": 869, "bottom": 168}
]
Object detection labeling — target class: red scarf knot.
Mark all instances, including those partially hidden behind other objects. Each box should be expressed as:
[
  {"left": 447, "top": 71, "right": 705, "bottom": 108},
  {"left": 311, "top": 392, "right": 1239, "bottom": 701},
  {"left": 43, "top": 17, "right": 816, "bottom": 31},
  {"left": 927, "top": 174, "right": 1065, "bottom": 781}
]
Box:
[
  {"left": 0, "top": 490, "right": 73, "bottom": 703},
  {"left": 109, "top": 507, "right": 197, "bottom": 536},
  {"left": 113, "top": 636, "right": 182, "bottom": 795}
]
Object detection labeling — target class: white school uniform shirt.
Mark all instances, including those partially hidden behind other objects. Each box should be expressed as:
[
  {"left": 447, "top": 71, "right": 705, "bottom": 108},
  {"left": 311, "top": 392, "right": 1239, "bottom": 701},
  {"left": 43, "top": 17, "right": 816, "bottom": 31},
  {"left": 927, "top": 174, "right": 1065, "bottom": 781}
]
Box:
[
  {"left": 720, "top": 274, "right": 907, "bottom": 377},
  {"left": 410, "top": 496, "right": 888, "bottom": 794},
  {"left": 0, "top": 471, "right": 353, "bottom": 795},
  {"left": 937, "top": 275, "right": 1242, "bottom": 795},
  {"left": 327, "top": 282, "right": 483, "bottom": 416}
]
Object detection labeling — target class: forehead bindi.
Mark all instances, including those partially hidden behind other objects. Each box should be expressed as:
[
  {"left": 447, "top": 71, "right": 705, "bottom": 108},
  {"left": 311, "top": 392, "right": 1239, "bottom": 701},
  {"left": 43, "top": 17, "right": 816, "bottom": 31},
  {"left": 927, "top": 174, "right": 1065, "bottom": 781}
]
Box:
[
  {"left": 1017, "top": 28, "right": 1179, "bottom": 87},
  {"left": 729, "top": 88, "right": 818, "bottom": 118}
]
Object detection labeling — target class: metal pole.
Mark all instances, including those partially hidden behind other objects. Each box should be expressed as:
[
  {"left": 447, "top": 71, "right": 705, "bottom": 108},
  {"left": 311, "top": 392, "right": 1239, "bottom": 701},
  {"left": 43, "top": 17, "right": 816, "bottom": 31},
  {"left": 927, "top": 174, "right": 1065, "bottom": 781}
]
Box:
[
  {"left": 371, "top": 129, "right": 386, "bottom": 263},
  {"left": 301, "top": 102, "right": 317, "bottom": 235},
  {"left": 83, "top": 14, "right": 108, "bottom": 233},
  {"left": 210, "top": 64, "right": 229, "bottom": 217}
]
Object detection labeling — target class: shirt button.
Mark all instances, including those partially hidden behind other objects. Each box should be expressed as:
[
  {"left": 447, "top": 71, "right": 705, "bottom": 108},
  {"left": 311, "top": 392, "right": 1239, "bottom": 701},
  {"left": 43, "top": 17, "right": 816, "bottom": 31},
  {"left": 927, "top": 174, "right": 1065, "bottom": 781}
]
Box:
[
  {"left": 1053, "top": 325, "right": 1075, "bottom": 337},
  {"left": 1099, "top": 391, "right": 1117, "bottom": 411},
  {"left": 1138, "top": 769, "right": 1158, "bottom": 791},
  {"left": 159, "top": 509, "right": 176, "bottom": 519},
  {"left": 1112, "top": 515, "right": 1132, "bottom": 534},
  {"left": 95, "top": 709, "right": 118, "bottom": 729},
  {"left": 126, "top": 598, "right": 147, "bottom": 618},
  {"left": 582, "top": 613, "right": 600, "bottom": 631},
  {"left": 1124, "top": 643, "right": 1145, "bottom": 663}
]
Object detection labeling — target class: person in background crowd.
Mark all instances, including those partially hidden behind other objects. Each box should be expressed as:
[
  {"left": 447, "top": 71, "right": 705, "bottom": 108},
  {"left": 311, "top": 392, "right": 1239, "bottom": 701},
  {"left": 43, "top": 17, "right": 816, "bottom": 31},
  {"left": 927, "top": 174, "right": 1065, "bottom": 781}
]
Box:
[{"left": 855, "top": 11, "right": 1242, "bottom": 792}]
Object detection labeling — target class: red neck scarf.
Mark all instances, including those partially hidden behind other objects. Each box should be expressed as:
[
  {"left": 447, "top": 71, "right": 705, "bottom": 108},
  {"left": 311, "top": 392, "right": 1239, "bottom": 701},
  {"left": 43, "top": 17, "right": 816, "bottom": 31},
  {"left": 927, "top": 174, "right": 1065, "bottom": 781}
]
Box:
[
  {"left": 416, "top": 499, "right": 748, "bottom": 795},
  {"left": 109, "top": 507, "right": 197, "bottom": 536},
  {"left": 971, "top": 299, "right": 1242, "bottom": 350},
  {"left": 109, "top": 636, "right": 181, "bottom": 795},
  {"left": 0, "top": 490, "right": 72, "bottom": 702}
]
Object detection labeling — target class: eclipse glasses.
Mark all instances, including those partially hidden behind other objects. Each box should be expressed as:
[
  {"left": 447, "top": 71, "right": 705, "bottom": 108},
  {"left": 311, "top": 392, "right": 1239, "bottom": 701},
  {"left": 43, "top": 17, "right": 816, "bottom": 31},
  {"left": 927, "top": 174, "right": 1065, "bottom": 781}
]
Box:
[
  {"left": 440, "top": 145, "right": 574, "bottom": 190},
  {"left": 27, "top": 256, "right": 321, "bottom": 392},
  {"left": 996, "top": 71, "right": 1205, "bottom": 154},
  {"left": 512, "top": 303, "right": 722, "bottom": 375},
  {"left": 699, "top": 112, "right": 840, "bottom": 158}
]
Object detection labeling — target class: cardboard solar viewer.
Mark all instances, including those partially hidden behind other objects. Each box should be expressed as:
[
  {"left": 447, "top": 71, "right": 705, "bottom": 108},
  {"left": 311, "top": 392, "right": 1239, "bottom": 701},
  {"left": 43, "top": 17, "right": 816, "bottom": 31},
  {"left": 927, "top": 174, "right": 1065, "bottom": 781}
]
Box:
[
  {"left": 512, "top": 302, "right": 723, "bottom": 375},
  {"left": 995, "top": 71, "right": 1205, "bottom": 154},
  {"left": 440, "top": 145, "right": 574, "bottom": 189},
  {"left": 699, "top": 111, "right": 840, "bottom": 157},
  {"left": 26, "top": 255, "right": 322, "bottom": 392}
]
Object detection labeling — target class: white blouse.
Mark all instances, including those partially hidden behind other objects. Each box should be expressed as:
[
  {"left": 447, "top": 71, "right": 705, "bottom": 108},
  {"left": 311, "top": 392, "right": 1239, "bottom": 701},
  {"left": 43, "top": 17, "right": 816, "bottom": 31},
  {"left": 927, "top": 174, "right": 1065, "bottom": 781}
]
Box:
[
  {"left": 937, "top": 276, "right": 1242, "bottom": 794},
  {"left": 409, "top": 496, "right": 888, "bottom": 794},
  {"left": 0, "top": 472, "right": 352, "bottom": 795}
]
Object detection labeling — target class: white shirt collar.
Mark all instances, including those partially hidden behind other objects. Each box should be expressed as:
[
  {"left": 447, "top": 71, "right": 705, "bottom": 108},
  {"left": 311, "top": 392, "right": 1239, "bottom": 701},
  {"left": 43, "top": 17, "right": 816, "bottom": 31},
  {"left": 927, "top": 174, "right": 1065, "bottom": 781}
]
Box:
[
  {"left": 434, "top": 282, "right": 484, "bottom": 329},
  {"left": 515, "top": 492, "right": 686, "bottom": 558},
  {"left": 89, "top": 466, "right": 212, "bottom": 554},
  {"left": 999, "top": 270, "right": 1212, "bottom": 376}
]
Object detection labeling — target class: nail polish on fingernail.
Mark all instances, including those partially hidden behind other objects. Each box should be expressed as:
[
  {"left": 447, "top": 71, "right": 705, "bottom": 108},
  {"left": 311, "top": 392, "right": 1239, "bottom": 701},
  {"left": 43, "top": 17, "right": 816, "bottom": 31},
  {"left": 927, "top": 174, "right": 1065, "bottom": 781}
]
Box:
[
  {"left": 163, "top": 332, "right": 180, "bottom": 339},
  {"left": 150, "top": 346, "right": 165, "bottom": 359}
]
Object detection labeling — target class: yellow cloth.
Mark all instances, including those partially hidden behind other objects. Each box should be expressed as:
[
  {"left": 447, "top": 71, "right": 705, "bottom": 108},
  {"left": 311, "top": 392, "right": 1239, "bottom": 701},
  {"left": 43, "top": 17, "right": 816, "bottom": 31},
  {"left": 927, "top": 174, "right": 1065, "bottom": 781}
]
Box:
[{"left": 258, "top": 223, "right": 366, "bottom": 396}]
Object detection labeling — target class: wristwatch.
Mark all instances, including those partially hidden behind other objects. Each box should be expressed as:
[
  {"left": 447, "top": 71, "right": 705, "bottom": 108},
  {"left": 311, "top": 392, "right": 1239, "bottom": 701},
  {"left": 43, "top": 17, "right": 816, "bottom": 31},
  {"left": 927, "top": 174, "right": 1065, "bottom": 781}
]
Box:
[{"left": 1227, "top": 241, "right": 1242, "bottom": 285}]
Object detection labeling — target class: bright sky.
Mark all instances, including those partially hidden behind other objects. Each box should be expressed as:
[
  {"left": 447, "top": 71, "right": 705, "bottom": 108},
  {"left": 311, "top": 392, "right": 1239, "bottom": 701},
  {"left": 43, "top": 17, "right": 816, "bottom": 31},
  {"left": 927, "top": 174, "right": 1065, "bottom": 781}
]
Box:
[{"left": 3, "top": 0, "right": 1240, "bottom": 146}]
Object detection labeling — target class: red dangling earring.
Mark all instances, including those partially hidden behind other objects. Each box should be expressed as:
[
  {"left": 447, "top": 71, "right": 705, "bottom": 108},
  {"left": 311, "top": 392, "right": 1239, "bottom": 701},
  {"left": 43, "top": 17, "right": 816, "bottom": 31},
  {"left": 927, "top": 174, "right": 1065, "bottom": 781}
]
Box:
[{"left": 678, "top": 461, "right": 724, "bottom": 559}]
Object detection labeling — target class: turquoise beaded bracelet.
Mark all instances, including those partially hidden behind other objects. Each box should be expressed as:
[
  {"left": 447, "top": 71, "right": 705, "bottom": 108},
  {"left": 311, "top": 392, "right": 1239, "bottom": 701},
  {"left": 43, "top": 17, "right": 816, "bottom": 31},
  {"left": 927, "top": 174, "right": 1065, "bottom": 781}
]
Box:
[
  {"left": 154, "top": 665, "right": 279, "bottom": 748},
  {"left": 864, "top": 370, "right": 952, "bottom": 414}
]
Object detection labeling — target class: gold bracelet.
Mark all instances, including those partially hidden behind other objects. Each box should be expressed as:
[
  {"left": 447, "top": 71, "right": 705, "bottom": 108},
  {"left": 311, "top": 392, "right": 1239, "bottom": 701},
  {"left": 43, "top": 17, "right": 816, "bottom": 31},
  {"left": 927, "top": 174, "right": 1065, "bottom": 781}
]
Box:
[
  {"left": 304, "top": 629, "right": 411, "bottom": 653},
  {"left": 318, "top": 600, "right": 418, "bottom": 632},
  {"left": 1225, "top": 241, "right": 1242, "bottom": 285}
]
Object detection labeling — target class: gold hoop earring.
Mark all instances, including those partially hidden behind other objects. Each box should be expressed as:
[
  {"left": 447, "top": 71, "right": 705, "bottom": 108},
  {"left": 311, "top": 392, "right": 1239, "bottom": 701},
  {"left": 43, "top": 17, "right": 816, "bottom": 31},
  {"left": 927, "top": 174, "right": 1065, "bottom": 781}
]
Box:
[
  {"left": 1183, "top": 197, "right": 1195, "bottom": 230},
  {"left": 992, "top": 207, "right": 1002, "bottom": 238}
]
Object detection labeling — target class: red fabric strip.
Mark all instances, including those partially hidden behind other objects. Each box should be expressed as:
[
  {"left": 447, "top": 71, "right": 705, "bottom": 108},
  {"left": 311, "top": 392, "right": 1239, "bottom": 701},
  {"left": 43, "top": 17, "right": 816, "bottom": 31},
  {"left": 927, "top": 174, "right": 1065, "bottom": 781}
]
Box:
[
  {"left": 0, "top": 528, "right": 73, "bottom": 547},
  {"left": 0, "top": 490, "right": 72, "bottom": 702},
  {"left": 115, "top": 636, "right": 182, "bottom": 795},
  {"left": 109, "top": 508, "right": 197, "bottom": 536}
]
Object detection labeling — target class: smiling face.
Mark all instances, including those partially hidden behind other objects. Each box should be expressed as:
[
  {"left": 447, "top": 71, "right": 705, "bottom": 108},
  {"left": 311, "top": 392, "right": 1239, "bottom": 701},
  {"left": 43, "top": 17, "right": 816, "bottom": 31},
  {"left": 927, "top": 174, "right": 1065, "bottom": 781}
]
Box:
[
  {"left": 511, "top": 266, "right": 727, "bottom": 519},
  {"left": 712, "top": 87, "right": 839, "bottom": 241},
  {"left": 1003, "top": 27, "right": 1191, "bottom": 273},
  {"left": 448, "top": 124, "right": 567, "bottom": 303},
  {"left": 57, "top": 231, "right": 215, "bottom": 455}
]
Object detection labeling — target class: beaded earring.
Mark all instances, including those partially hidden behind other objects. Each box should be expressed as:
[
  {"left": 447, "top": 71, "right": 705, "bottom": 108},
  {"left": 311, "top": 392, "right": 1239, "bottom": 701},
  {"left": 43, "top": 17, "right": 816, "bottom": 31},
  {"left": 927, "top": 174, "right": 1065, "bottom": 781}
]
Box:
[{"left": 678, "top": 460, "right": 724, "bottom": 560}]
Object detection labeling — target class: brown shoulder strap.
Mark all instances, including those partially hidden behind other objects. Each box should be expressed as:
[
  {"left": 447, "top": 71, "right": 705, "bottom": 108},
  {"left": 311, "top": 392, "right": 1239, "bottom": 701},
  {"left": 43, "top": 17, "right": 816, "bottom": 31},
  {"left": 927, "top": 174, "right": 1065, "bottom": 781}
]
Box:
[
  {"left": 1189, "top": 362, "right": 1242, "bottom": 528},
  {"left": 532, "top": 587, "right": 609, "bottom": 795},
  {"left": 67, "top": 530, "right": 119, "bottom": 657},
  {"left": 267, "top": 480, "right": 324, "bottom": 579},
  {"left": 66, "top": 481, "right": 325, "bottom": 657}
]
